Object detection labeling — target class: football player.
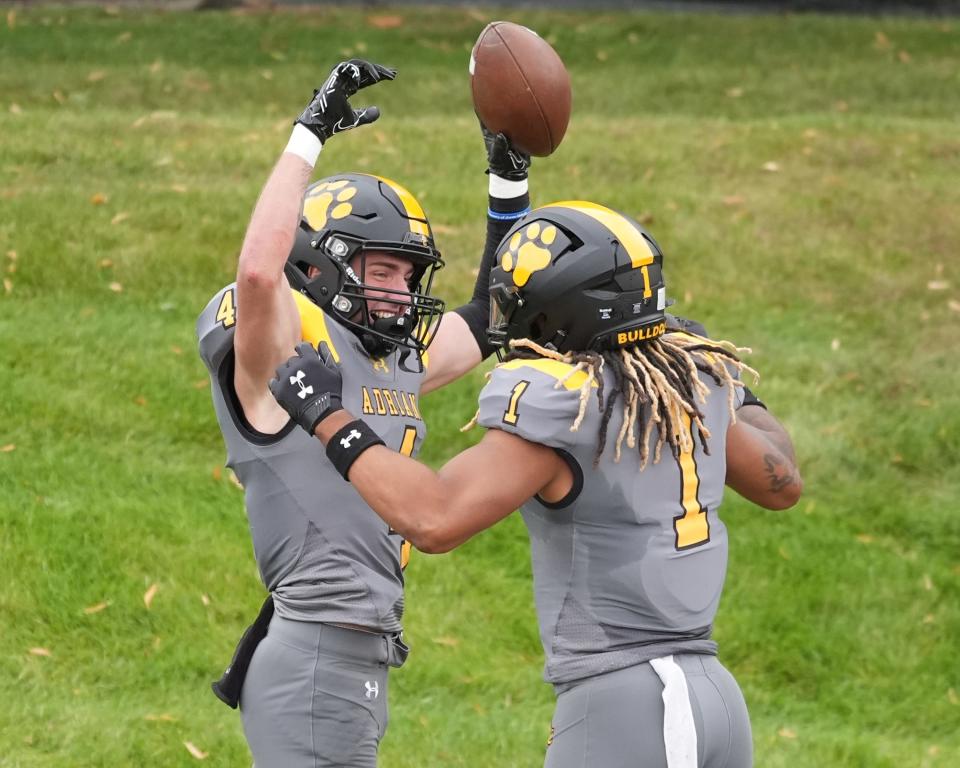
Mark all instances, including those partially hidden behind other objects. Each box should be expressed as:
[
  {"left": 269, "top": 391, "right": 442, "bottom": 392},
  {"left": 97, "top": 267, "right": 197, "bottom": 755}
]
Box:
[
  {"left": 270, "top": 202, "right": 803, "bottom": 768},
  {"left": 197, "top": 59, "right": 534, "bottom": 767}
]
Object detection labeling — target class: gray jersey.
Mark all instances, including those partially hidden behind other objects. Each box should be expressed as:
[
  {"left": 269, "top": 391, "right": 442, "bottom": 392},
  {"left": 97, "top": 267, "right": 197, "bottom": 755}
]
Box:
[
  {"left": 477, "top": 340, "right": 744, "bottom": 684},
  {"left": 197, "top": 285, "right": 427, "bottom": 631}
]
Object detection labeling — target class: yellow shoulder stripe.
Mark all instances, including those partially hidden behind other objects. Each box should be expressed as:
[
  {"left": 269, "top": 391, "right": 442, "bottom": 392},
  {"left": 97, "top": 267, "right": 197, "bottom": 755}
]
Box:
[
  {"left": 291, "top": 290, "right": 340, "bottom": 363},
  {"left": 497, "top": 358, "right": 598, "bottom": 390}
]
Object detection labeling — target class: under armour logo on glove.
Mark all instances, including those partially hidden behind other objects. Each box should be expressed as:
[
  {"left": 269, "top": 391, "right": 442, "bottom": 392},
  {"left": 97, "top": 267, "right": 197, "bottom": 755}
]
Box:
[
  {"left": 290, "top": 369, "right": 314, "bottom": 399},
  {"left": 340, "top": 429, "right": 362, "bottom": 448},
  {"left": 269, "top": 342, "right": 344, "bottom": 435}
]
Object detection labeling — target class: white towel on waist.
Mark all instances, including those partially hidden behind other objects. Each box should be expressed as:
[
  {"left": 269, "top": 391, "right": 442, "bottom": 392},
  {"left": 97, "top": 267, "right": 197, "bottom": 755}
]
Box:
[{"left": 649, "top": 655, "right": 698, "bottom": 768}]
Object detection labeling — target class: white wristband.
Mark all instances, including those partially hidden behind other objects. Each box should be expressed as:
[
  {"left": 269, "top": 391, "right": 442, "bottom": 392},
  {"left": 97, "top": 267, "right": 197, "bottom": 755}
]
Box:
[
  {"left": 488, "top": 174, "right": 528, "bottom": 199},
  {"left": 284, "top": 124, "right": 323, "bottom": 167}
]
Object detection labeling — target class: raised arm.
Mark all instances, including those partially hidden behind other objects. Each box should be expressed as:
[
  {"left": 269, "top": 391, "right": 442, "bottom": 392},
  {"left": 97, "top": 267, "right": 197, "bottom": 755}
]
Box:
[
  {"left": 421, "top": 129, "right": 533, "bottom": 393},
  {"left": 726, "top": 398, "right": 803, "bottom": 510},
  {"left": 234, "top": 60, "right": 396, "bottom": 433}
]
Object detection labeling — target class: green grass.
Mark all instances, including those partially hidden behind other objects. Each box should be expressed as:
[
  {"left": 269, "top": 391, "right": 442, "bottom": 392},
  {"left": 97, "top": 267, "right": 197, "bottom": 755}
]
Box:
[{"left": 1, "top": 4, "right": 959, "bottom": 766}]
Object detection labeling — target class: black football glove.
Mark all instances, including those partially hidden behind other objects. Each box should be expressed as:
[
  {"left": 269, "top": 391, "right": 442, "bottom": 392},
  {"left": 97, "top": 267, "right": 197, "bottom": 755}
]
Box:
[
  {"left": 296, "top": 59, "right": 397, "bottom": 144},
  {"left": 481, "top": 123, "right": 531, "bottom": 181},
  {"left": 268, "top": 342, "right": 344, "bottom": 434}
]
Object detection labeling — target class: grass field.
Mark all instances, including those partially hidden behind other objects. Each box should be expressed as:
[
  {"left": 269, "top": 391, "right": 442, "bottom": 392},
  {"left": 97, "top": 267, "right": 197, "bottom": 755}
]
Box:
[{"left": 1, "top": 4, "right": 959, "bottom": 766}]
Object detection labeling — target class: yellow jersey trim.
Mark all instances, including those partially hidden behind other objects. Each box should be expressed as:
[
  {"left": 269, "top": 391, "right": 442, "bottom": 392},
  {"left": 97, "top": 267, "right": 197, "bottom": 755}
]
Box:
[
  {"left": 291, "top": 290, "right": 340, "bottom": 363},
  {"left": 497, "top": 358, "right": 598, "bottom": 391}
]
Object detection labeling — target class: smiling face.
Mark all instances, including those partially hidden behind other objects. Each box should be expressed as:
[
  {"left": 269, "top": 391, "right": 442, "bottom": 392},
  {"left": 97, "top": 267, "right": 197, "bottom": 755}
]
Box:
[{"left": 349, "top": 251, "right": 415, "bottom": 319}]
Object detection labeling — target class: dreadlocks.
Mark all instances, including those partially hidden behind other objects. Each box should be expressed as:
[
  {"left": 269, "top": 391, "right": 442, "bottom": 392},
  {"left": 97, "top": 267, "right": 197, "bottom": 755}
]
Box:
[{"left": 463, "top": 331, "right": 757, "bottom": 471}]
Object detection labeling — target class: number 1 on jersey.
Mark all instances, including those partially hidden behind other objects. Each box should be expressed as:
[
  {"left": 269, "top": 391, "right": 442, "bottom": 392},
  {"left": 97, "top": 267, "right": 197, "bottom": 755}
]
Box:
[
  {"left": 503, "top": 380, "right": 531, "bottom": 426},
  {"left": 673, "top": 413, "right": 710, "bottom": 550}
]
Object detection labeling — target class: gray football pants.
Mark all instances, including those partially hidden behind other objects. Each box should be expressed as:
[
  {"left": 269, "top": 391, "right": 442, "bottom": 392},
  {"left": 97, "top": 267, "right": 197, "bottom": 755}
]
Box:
[
  {"left": 240, "top": 616, "right": 406, "bottom": 768},
  {"left": 545, "top": 654, "right": 752, "bottom": 768}
]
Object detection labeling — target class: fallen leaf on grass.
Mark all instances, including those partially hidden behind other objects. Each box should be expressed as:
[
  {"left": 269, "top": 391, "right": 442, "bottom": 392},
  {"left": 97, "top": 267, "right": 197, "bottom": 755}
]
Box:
[
  {"left": 778, "top": 728, "right": 797, "bottom": 739},
  {"left": 10, "top": 103, "right": 22, "bottom": 115},
  {"left": 171, "top": 345, "right": 182, "bottom": 355},
  {"left": 111, "top": 212, "right": 130, "bottom": 225},
  {"left": 7, "top": 9, "right": 15, "bottom": 28},
  {"left": 6, "top": 250, "right": 15, "bottom": 261},
  {"left": 831, "top": 338, "right": 841, "bottom": 351},
  {"left": 432, "top": 636, "right": 460, "bottom": 647},
  {"left": 83, "top": 601, "right": 110, "bottom": 615},
  {"left": 1, "top": 444, "right": 15, "bottom": 453},
  {"left": 927, "top": 280, "right": 949, "bottom": 291},
  {"left": 367, "top": 14, "right": 403, "bottom": 29},
  {"left": 108, "top": 282, "right": 123, "bottom": 293},
  {"left": 923, "top": 575, "right": 934, "bottom": 591},
  {"left": 184, "top": 741, "right": 208, "bottom": 760},
  {"left": 722, "top": 195, "right": 745, "bottom": 206},
  {"left": 193, "top": 379, "right": 209, "bottom": 389},
  {"left": 87, "top": 70, "right": 107, "bottom": 83},
  {"left": 948, "top": 300, "right": 960, "bottom": 313},
  {"left": 856, "top": 534, "right": 874, "bottom": 544},
  {"left": 725, "top": 87, "right": 743, "bottom": 98},
  {"left": 212, "top": 466, "right": 222, "bottom": 481},
  {"left": 874, "top": 31, "right": 891, "bottom": 50},
  {"left": 948, "top": 688, "right": 958, "bottom": 705},
  {"left": 99, "top": 258, "right": 113, "bottom": 268},
  {"left": 201, "top": 594, "right": 211, "bottom": 606},
  {"left": 144, "top": 583, "right": 159, "bottom": 609},
  {"left": 3, "top": 278, "right": 12, "bottom": 294},
  {"left": 29, "top": 647, "right": 52, "bottom": 657},
  {"left": 115, "top": 31, "right": 132, "bottom": 43},
  {"left": 898, "top": 50, "right": 912, "bottom": 63},
  {"left": 91, "top": 193, "right": 108, "bottom": 206},
  {"left": 922, "top": 614, "right": 935, "bottom": 624},
  {"left": 144, "top": 713, "right": 177, "bottom": 722},
  {"left": 762, "top": 161, "right": 780, "bottom": 172},
  {"left": 134, "top": 396, "right": 147, "bottom": 406},
  {"left": 834, "top": 101, "right": 849, "bottom": 112},
  {"left": 170, "top": 184, "right": 188, "bottom": 194}
]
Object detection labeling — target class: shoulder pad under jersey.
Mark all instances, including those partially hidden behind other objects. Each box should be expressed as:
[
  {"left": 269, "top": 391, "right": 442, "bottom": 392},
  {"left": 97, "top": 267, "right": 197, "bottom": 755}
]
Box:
[{"left": 477, "top": 357, "right": 600, "bottom": 450}]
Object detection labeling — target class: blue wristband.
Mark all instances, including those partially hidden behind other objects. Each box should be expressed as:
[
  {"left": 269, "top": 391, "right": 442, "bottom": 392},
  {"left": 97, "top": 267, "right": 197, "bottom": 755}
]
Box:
[{"left": 487, "top": 206, "right": 531, "bottom": 221}]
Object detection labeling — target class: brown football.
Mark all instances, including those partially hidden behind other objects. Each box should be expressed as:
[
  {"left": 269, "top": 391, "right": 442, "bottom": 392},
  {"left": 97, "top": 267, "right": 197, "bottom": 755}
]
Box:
[{"left": 470, "top": 21, "right": 572, "bottom": 157}]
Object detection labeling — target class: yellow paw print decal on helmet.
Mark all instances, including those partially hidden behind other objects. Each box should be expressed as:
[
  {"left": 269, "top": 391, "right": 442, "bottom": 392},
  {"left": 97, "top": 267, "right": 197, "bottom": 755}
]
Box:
[
  {"left": 500, "top": 222, "right": 558, "bottom": 287},
  {"left": 303, "top": 179, "right": 358, "bottom": 231}
]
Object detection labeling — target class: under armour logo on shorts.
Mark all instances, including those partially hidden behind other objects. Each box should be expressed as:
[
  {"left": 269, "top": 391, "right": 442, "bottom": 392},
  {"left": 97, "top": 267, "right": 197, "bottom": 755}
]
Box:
[
  {"left": 364, "top": 680, "right": 379, "bottom": 700},
  {"left": 340, "top": 429, "right": 362, "bottom": 448}
]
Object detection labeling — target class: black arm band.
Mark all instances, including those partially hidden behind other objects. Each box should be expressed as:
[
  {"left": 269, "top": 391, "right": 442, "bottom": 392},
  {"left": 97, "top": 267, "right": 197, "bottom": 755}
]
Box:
[
  {"left": 452, "top": 193, "right": 530, "bottom": 360},
  {"left": 740, "top": 385, "right": 767, "bottom": 411},
  {"left": 325, "top": 420, "right": 385, "bottom": 480}
]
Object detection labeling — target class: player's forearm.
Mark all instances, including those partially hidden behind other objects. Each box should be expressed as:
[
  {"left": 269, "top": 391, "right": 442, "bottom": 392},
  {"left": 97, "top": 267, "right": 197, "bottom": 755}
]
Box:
[
  {"left": 237, "top": 153, "right": 313, "bottom": 290},
  {"left": 726, "top": 406, "right": 803, "bottom": 509},
  {"left": 314, "top": 412, "right": 458, "bottom": 553}
]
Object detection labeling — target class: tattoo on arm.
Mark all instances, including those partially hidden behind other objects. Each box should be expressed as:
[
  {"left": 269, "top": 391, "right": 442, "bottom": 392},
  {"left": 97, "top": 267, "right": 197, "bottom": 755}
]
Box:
[{"left": 763, "top": 452, "right": 798, "bottom": 493}]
